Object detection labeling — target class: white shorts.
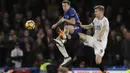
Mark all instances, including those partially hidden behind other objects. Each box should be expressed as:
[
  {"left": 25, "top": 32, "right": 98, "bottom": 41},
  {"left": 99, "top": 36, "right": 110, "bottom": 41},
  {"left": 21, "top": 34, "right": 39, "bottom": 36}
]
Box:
[{"left": 83, "top": 36, "right": 106, "bottom": 57}]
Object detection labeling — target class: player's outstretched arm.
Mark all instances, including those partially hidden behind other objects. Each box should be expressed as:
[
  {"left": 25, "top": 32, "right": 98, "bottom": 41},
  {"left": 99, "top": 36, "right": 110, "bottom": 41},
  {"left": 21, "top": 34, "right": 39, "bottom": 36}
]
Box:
[
  {"left": 51, "top": 17, "right": 64, "bottom": 29},
  {"left": 80, "top": 23, "right": 93, "bottom": 30}
]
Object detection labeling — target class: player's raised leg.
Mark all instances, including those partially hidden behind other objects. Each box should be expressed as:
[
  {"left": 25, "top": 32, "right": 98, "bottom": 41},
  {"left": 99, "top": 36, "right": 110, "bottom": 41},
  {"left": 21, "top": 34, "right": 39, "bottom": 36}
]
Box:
[
  {"left": 57, "top": 25, "right": 76, "bottom": 66},
  {"left": 78, "top": 33, "right": 88, "bottom": 42},
  {"left": 52, "top": 0, "right": 82, "bottom": 67},
  {"left": 54, "top": 34, "right": 72, "bottom": 66},
  {"left": 64, "top": 25, "right": 74, "bottom": 34},
  {"left": 54, "top": 36, "right": 69, "bottom": 57},
  {"left": 64, "top": 25, "right": 75, "bottom": 39},
  {"left": 53, "top": 26, "right": 74, "bottom": 64}
]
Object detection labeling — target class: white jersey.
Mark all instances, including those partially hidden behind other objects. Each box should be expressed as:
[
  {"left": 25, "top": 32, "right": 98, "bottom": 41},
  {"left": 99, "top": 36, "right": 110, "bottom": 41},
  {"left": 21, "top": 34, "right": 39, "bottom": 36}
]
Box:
[{"left": 93, "top": 17, "right": 109, "bottom": 48}]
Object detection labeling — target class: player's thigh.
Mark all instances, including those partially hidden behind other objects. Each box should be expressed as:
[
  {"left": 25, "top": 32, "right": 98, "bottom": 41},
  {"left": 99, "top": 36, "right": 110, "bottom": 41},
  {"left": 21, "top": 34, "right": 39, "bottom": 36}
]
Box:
[
  {"left": 94, "top": 41, "right": 105, "bottom": 57},
  {"left": 64, "top": 25, "right": 74, "bottom": 34},
  {"left": 95, "top": 54, "right": 102, "bottom": 65},
  {"left": 78, "top": 33, "right": 87, "bottom": 41}
]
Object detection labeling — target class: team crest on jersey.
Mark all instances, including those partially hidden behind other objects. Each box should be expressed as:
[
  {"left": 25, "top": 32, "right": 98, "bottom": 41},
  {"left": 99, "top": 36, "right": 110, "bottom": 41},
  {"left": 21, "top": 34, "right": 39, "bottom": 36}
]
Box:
[
  {"left": 65, "top": 15, "right": 69, "bottom": 19},
  {"left": 95, "top": 25, "right": 101, "bottom": 30},
  {"left": 71, "top": 14, "right": 75, "bottom": 17}
]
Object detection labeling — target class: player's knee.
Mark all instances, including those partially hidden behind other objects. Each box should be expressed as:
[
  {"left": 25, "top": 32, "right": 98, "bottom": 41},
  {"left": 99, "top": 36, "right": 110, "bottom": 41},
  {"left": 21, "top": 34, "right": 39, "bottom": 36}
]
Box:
[
  {"left": 69, "top": 30, "right": 74, "bottom": 34},
  {"left": 96, "top": 60, "right": 101, "bottom": 65},
  {"left": 64, "top": 26, "right": 68, "bottom": 29},
  {"left": 64, "top": 26, "right": 74, "bottom": 34},
  {"left": 64, "top": 26, "right": 71, "bottom": 29}
]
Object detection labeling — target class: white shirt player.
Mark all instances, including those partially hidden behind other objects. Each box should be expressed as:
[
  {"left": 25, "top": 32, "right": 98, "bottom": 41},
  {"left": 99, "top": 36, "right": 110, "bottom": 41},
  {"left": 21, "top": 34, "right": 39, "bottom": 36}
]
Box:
[{"left": 93, "top": 17, "right": 109, "bottom": 48}]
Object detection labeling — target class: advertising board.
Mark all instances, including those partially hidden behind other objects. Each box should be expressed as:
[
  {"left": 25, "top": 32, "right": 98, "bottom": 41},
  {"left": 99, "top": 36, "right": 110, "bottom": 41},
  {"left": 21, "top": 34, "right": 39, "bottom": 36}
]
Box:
[
  {"left": 69, "top": 68, "right": 127, "bottom": 73},
  {"left": 69, "top": 70, "right": 125, "bottom": 73}
]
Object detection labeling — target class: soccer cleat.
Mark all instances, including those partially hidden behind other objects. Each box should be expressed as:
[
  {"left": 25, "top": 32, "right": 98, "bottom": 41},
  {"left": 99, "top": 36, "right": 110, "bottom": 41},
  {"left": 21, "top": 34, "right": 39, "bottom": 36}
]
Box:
[
  {"left": 57, "top": 27, "right": 66, "bottom": 39},
  {"left": 61, "top": 57, "right": 72, "bottom": 67}
]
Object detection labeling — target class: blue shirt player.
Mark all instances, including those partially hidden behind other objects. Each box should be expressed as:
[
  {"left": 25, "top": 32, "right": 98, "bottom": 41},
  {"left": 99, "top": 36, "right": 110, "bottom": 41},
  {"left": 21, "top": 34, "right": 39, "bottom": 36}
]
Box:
[
  {"left": 63, "top": 7, "right": 82, "bottom": 36},
  {"left": 51, "top": 0, "right": 82, "bottom": 67},
  {"left": 52, "top": 0, "right": 82, "bottom": 37}
]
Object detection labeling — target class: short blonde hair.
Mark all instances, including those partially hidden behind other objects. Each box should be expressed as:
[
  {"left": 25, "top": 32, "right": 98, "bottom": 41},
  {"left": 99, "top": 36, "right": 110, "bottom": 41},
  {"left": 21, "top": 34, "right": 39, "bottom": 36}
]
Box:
[{"left": 94, "top": 5, "right": 105, "bottom": 12}]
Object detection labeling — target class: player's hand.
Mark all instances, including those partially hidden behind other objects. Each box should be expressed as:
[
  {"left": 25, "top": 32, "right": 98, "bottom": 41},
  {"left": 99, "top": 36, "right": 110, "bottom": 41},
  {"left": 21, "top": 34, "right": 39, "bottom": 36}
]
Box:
[
  {"left": 51, "top": 24, "right": 57, "bottom": 29},
  {"left": 60, "top": 18, "right": 66, "bottom": 22},
  {"left": 97, "top": 38, "right": 101, "bottom": 42}
]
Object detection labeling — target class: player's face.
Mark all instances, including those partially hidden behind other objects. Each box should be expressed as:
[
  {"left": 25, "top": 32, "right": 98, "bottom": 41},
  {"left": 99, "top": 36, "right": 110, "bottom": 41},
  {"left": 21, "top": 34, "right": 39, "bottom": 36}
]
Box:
[
  {"left": 94, "top": 9, "right": 102, "bottom": 18},
  {"left": 62, "top": 3, "right": 70, "bottom": 12}
]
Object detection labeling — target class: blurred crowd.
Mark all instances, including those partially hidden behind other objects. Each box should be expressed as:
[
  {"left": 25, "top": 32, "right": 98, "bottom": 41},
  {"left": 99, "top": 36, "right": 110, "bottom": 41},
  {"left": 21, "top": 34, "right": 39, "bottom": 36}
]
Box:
[{"left": 0, "top": 0, "right": 130, "bottom": 70}]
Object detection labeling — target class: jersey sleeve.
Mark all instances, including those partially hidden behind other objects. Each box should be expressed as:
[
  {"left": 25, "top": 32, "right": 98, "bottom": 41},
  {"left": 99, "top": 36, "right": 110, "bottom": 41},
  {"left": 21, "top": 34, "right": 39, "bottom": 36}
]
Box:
[
  {"left": 69, "top": 8, "right": 80, "bottom": 22},
  {"left": 69, "top": 9, "right": 76, "bottom": 18},
  {"left": 102, "top": 18, "right": 109, "bottom": 31},
  {"left": 103, "top": 19, "right": 109, "bottom": 26}
]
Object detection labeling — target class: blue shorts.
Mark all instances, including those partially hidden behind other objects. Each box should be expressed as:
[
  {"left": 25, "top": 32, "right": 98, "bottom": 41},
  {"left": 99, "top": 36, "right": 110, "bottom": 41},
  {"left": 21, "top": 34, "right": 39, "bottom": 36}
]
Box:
[{"left": 74, "top": 25, "right": 82, "bottom": 35}]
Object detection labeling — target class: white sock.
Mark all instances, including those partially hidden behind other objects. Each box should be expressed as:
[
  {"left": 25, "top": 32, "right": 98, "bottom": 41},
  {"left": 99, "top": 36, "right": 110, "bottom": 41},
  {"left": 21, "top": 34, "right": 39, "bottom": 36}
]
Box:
[
  {"left": 55, "top": 42, "right": 69, "bottom": 58},
  {"left": 61, "top": 39, "right": 66, "bottom": 43}
]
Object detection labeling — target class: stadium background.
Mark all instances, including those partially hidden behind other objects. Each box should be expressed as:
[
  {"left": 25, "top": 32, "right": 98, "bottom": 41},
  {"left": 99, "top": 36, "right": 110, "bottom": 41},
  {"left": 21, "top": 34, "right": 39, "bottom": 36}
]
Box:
[{"left": 0, "top": 0, "right": 130, "bottom": 73}]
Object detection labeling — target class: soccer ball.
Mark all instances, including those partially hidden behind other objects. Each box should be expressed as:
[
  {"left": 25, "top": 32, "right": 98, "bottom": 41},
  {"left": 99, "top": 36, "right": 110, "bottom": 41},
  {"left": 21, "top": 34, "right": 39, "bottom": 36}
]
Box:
[{"left": 25, "top": 20, "right": 35, "bottom": 30}]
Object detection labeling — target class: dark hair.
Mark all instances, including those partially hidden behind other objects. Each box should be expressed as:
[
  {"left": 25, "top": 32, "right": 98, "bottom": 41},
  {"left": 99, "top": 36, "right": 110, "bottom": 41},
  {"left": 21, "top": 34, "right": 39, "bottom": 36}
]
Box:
[{"left": 62, "top": 0, "right": 71, "bottom": 5}]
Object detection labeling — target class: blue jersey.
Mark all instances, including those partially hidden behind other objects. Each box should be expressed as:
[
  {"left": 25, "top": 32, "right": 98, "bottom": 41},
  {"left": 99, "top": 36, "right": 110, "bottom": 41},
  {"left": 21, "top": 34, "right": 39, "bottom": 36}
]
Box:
[
  {"left": 64, "top": 8, "right": 80, "bottom": 24},
  {"left": 63, "top": 8, "right": 82, "bottom": 35}
]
